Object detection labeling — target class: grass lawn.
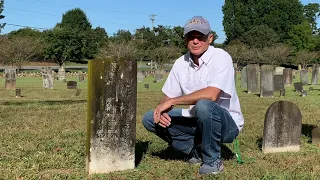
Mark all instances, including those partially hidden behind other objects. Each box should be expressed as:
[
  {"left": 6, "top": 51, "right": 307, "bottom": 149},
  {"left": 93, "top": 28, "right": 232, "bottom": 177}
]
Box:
[{"left": 1, "top": 72, "right": 320, "bottom": 179}]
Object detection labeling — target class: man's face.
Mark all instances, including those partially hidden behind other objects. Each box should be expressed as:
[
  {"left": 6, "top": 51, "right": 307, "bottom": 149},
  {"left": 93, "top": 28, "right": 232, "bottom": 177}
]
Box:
[{"left": 185, "top": 31, "right": 213, "bottom": 56}]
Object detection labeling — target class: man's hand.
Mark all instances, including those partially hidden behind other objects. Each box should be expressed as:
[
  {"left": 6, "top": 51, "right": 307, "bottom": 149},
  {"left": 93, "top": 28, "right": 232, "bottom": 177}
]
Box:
[{"left": 153, "top": 100, "right": 173, "bottom": 128}]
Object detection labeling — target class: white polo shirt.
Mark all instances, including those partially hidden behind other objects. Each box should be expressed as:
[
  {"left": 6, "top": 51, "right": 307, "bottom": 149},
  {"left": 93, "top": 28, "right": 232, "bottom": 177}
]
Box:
[{"left": 162, "top": 46, "right": 244, "bottom": 131}]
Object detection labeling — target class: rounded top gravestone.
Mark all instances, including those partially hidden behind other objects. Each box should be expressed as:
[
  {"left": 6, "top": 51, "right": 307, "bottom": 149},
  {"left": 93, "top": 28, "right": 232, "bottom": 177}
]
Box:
[{"left": 262, "top": 100, "right": 302, "bottom": 153}]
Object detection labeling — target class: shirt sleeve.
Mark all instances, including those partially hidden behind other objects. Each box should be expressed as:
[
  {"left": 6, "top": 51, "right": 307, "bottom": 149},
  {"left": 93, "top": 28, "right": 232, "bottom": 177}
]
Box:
[
  {"left": 162, "top": 63, "right": 183, "bottom": 98},
  {"left": 207, "top": 52, "right": 234, "bottom": 98}
]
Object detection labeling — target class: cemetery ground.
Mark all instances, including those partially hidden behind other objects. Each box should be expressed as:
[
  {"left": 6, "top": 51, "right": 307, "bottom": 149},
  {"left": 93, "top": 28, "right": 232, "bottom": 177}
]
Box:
[{"left": 1, "top": 74, "right": 320, "bottom": 179}]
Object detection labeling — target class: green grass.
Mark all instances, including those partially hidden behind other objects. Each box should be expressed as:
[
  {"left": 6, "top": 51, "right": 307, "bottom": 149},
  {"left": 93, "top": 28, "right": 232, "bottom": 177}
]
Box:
[{"left": 1, "top": 73, "right": 320, "bottom": 179}]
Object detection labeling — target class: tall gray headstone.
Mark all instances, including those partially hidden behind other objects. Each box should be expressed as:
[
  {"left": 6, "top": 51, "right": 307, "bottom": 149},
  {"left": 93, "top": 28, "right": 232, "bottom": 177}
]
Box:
[
  {"left": 260, "top": 65, "right": 274, "bottom": 97},
  {"left": 87, "top": 58, "right": 137, "bottom": 174},
  {"left": 247, "top": 64, "right": 259, "bottom": 94},
  {"left": 274, "top": 67, "right": 285, "bottom": 75},
  {"left": 241, "top": 66, "right": 247, "bottom": 89},
  {"left": 5, "top": 69, "right": 16, "bottom": 90},
  {"left": 283, "top": 68, "right": 292, "bottom": 86},
  {"left": 262, "top": 101, "right": 302, "bottom": 153},
  {"left": 273, "top": 75, "right": 284, "bottom": 92},
  {"left": 300, "top": 70, "right": 308, "bottom": 86},
  {"left": 58, "top": 66, "right": 66, "bottom": 82},
  {"left": 137, "top": 71, "right": 145, "bottom": 82},
  {"left": 293, "top": 82, "right": 303, "bottom": 92},
  {"left": 311, "top": 64, "right": 319, "bottom": 85},
  {"left": 41, "top": 67, "right": 53, "bottom": 89}
]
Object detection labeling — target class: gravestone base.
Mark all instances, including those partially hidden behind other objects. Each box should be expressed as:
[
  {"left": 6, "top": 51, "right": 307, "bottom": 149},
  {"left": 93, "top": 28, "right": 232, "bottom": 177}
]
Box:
[{"left": 262, "top": 146, "right": 300, "bottom": 153}]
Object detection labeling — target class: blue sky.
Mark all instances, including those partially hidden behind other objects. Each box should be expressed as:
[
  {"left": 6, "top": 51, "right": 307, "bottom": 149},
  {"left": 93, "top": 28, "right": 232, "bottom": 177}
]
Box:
[{"left": 0, "top": 0, "right": 319, "bottom": 43}]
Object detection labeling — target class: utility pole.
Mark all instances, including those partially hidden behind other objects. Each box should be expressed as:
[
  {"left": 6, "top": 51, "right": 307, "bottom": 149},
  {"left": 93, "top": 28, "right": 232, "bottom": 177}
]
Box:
[{"left": 149, "top": 14, "right": 157, "bottom": 31}]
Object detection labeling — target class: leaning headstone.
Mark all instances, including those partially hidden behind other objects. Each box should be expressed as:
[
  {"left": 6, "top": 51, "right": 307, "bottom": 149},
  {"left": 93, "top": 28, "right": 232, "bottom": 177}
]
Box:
[
  {"left": 247, "top": 64, "right": 259, "bottom": 94},
  {"left": 293, "top": 82, "right": 303, "bottom": 92},
  {"left": 58, "top": 66, "right": 66, "bottom": 82},
  {"left": 262, "top": 101, "right": 302, "bottom": 153},
  {"left": 300, "top": 70, "right": 308, "bottom": 86},
  {"left": 67, "top": 81, "right": 77, "bottom": 89},
  {"left": 274, "top": 67, "right": 285, "bottom": 75},
  {"left": 273, "top": 75, "right": 284, "bottom": 92},
  {"left": 87, "top": 58, "right": 137, "bottom": 174},
  {"left": 260, "top": 65, "right": 274, "bottom": 97},
  {"left": 241, "top": 66, "right": 247, "bottom": 89},
  {"left": 5, "top": 69, "right": 16, "bottom": 90},
  {"left": 312, "top": 127, "right": 320, "bottom": 146},
  {"left": 311, "top": 64, "right": 319, "bottom": 85},
  {"left": 15, "top": 89, "right": 21, "bottom": 98},
  {"left": 41, "top": 67, "right": 53, "bottom": 89},
  {"left": 301, "top": 90, "right": 307, "bottom": 97},
  {"left": 283, "top": 68, "right": 292, "bottom": 86},
  {"left": 137, "top": 71, "right": 145, "bottom": 82}
]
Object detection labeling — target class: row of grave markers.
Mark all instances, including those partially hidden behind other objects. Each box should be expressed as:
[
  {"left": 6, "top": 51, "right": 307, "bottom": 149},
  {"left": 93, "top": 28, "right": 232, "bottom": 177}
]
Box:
[{"left": 240, "top": 64, "right": 320, "bottom": 97}]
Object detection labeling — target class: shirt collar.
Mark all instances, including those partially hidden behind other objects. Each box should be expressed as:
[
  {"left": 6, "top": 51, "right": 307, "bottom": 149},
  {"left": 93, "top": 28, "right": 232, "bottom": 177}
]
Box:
[{"left": 188, "top": 46, "right": 215, "bottom": 67}]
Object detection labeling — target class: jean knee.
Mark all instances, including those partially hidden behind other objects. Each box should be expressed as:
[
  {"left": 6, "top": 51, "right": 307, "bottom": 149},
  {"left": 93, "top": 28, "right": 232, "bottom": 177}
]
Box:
[
  {"left": 195, "top": 99, "right": 215, "bottom": 119},
  {"left": 142, "top": 111, "right": 155, "bottom": 132}
]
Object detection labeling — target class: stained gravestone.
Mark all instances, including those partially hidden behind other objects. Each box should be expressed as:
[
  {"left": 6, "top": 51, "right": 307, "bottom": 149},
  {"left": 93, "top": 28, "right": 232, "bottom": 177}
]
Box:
[
  {"left": 58, "top": 66, "right": 66, "bottom": 81},
  {"left": 293, "top": 82, "right": 303, "bottom": 92},
  {"left": 78, "top": 73, "right": 85, "bottom": 82},
  {"left": 260, "top": 65, "right": 274, "bottom": 97},
  {"left": 86, "top": 58, "right": 137, "bottom": 174},
  {"left": 273, "top": 75, "right": 284, "bottom": 92},
  {"left": 241, "top": 66, "right": 247, "bottom": 89},
  {"left": 247, "top": 64, "right": 259, "bottom": 94},
  {"left": 5, "top": 69, "right": 16, "bottom": 89},
  {"left": 274, "top": 67, "right": 285, "bottom": 75},
  {"left": 67, "top": 81, "right": 77, "bottom": 89},
  {"left": 300, "top": 70, "right": 308, "bottom": 86},
  {"left": 312, "top": 127, "right": 320, "bottom": 146},
  {"left": 262, "top": 101, "right": 302, "bottom": 153},
  {"left": 52, "top": 70, "right": 57, "bottom": 80},
  {"left": 15, "top": 89, "right": 21, "bottom": 98},
  {"left": 283, "top": 68, "right": 292, "bottom": 86},
  {"left": 41, "top": 67, "right": 53, "bottom": 89},
  {"left": 137, "top": 71, "right": 145, "bottom": 82},
  {"left": 154, "top": 73, "right": 162, "bottom": 83},
  {"left": 311, "top": 64, "right": 319, "bottom": 85}
]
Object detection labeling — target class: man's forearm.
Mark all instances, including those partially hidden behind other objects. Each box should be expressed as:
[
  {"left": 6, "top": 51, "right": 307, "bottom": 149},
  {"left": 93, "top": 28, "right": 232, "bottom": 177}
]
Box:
[{"left": 159, "top": 95, "right": 172, "bottom": 104}]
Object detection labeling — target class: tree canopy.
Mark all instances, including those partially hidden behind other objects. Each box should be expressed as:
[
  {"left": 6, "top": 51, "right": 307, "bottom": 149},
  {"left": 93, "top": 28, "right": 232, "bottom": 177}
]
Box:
[{"left": 0, "top": 0, "right": 5, "bottom": 33}]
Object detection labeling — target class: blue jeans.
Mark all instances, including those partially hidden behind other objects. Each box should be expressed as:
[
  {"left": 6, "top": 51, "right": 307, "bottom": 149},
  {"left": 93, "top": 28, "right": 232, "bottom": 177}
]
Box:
[{"left": 142, "top": 99, "right": 239, "bottom": 164}]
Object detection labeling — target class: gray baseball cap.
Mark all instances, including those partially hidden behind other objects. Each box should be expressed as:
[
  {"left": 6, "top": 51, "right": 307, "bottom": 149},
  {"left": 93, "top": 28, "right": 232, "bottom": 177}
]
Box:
[{"left": 183, "top": 16, "right": 211, "bottom": 36}]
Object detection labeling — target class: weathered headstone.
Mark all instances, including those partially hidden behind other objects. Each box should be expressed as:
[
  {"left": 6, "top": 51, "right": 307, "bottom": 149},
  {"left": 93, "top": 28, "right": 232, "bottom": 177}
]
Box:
[
  {"left": 293, "top": 82, "right": 303, "bottom": 92},
  {"left": 86, "top": 58, "right": 137, "bottom": 174},
  {"left": 260, "top": 65, "right": 274, "bottom": 97},
  {"left": 154, "top": 73, "right": 162, "bottom": 83},
  {"left": 311, "top": 64, "right": 319, "bottom": 85},
  {"left": 300, "top": 70, "right": 308, "bottom": 86},
  {"left": 144, "top": 84, "right": 149, "bottom": 89},
  {"left": 15, "top": 89, "right": 21, "bottom": 98},
  {"left": 67, "top": 81, "right": 77, "bottom": 89},
  {"left": 301, "top": 90, "right": 307, "bottom": 97},
  {"left": 247, "top": 64, "right": 259, "bottom": 94},
  {"left": 41, "top": 67, "right": 53, "bottom": 89},
  {"left": 5, "top": 69, "right": 16, "bottom": 89},
  {"left": 58, "top": 66, "right": 66, "bottom": 81},
  {"left": 280, "top": 89, "right": 285, "bottom": 97},
  {"left": 283, "top": 68, "right": 292, "bottom": 86},
  {"left": 79, "top": 74, "right": 85, "bottom": 82},
  {"left": 273, "top": 75, "right": 284, "bottom": 92},
  {"left": 274, "top": 67, "right": 285, "bottom": 75},
  {"left": 262, "top": 101, "right": 302, "bottom": 153},
  {"left": 298, "top": 64, "right": 302, "bottom": 71},
  {"left": 241, "top": 66, "right": 247, "bottom": 89},
  {"left": 312, "top": 127, "right": 320, "bottom": 146},
  {"left": 52, "top": 70, "right": 57, "bottom": 80},
  {"left": 137, "top": 71, "right": 145, "bottom": 82}
]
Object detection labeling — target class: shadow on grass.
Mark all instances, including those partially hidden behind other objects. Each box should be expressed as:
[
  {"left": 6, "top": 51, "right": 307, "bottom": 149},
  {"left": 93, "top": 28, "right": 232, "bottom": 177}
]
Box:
[
  {"left": 151, "top": 144, "right": 235, "bottom": 161},
  {"left": 0, "top": 99, "right": 87, "bottom": 106},
  {"left": 135, "top": 141, "right": 150, "bottom": 167},
  {"left": 256, "top": 123, "right": 319, "bottom": 150}
]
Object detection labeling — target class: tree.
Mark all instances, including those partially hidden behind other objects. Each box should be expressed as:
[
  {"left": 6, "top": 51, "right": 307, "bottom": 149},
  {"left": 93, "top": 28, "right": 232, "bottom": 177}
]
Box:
[
  {"left": 8, "top": 28, "right": 42, "bottom": 38},
  {"left": 224, "top": 40, "right": 255, "bottom": 66},
  {"left": 0, "top": 0, "right": 5, "bottom": 33},
  {"left": 260, "top": 44, "right": 293, "bottom": 65},
  {"left": 223, "top": 0, "right": 304, "bottom": 43},
  {"left": 59, "top": 8, "right": 91, "bottom": 31},
  {"left": 294, "top": 50, "right": 319, "bottom": 69},
  {"left": 303, "top": 3, "right": 320, "bottom": 33},
  {"left": 240, "top": 25, "right": 279, "bottom": 49},
  {"left": 0, "top": 36, "right": 43, "bottom": 69},
  {"left": 286, "top": 21, "right": 316, "bottom": 51},
  {"left": 109, "top": 29, "right": 132, "bottom": 43},
  {"left": 98, "top": 41, "right": 137, "bottom": 60},
  {"left": 150, "top": 46, "right": 182, "bottom": 70}
]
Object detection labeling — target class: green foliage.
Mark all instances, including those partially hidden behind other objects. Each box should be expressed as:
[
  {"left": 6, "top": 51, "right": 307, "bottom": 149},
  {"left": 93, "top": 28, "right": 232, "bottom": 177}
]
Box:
[
  {"left": 303, "top": 3, "right": 320, "bottom": 33},
  {"left": 286, "top": 21, "right": 316, "bottom": 51},
  {"left": 223, "top": 0, "right": 304, "bottom": 43},
  {"left": 8, "top": 28, "right": 43, "bottom": 38},
  {"left": 59, "top": 8, "right": 92, "bottom": 31},
  {"left": 240, "top": 25, "right": 279, "bottom": 49},
  {"left": 0, "top": 0, "right": 5, "bottom": 32},
  {"left": 109, "top": 29, "right": 132, "bottom": 43}
]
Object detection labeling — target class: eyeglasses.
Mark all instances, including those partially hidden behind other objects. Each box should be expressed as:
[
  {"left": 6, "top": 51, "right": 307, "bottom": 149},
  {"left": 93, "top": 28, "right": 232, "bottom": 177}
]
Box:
[{"left": 185, "top": 33, "right": 209, "bottom": 41}]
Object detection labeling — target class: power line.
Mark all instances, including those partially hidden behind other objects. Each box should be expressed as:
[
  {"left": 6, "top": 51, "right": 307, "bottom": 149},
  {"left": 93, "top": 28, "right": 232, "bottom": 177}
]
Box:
[{"left": 5, "top": 23, "right": 48, "bottom": 30}]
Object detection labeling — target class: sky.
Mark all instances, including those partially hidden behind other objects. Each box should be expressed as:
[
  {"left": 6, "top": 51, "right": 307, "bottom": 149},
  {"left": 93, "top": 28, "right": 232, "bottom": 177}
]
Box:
[{"left": 0, "top": 0, "right": 319, "bottom": 43}]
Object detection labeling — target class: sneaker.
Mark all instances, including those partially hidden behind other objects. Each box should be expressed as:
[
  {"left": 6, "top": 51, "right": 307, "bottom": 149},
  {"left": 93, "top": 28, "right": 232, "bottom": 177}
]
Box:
[
  {"left": 199, "top": 158, "right": 224, "bottom": 175},
  {"left": 187, "top": 147, "right": 202, "bottom": 165}
]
